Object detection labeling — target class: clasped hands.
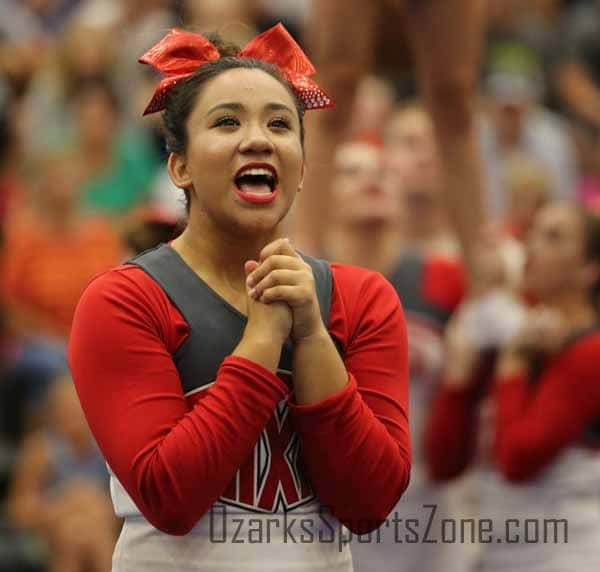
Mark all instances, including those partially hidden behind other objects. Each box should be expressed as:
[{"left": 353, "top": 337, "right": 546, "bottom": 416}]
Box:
[{"left": 243, "top": 237, "right": 325, "bottom": 344}]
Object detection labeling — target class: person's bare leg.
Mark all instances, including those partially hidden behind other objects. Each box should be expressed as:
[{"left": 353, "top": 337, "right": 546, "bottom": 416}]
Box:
[
  {"left": 49, "top": 553, "right": 83, "bottom": 572},
  {"left": 407, "top": 0, "right": 487, "bottom": 279},
  {"left": 90, "top": 533, "right": 118, "bottom": 572},
  {"left": 60, "top": 482, "right": 118, "bottom": 572},
  {"left": 295, "top": 0, "right": 377, "bottom": 255},
  {"left": 86, "top": 496, "right": 119, "bottom": 572},
  {"left": 48, "top": 517, "right": 87, "bottom": 572}
]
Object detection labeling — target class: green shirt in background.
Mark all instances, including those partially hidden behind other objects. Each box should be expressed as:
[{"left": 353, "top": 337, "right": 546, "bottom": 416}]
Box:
[{"left": 81, "top": 128, "right": 161, "bottom": 215}]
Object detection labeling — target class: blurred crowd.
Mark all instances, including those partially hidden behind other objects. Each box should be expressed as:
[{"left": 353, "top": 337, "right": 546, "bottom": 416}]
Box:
[{"left": 0, "top": 1, "right": 600, "bottom": 571}]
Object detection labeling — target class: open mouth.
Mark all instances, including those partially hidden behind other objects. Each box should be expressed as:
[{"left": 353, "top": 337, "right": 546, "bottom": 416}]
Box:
[{"left": 234, "top": 164, "right": 279, "bottom": 204}]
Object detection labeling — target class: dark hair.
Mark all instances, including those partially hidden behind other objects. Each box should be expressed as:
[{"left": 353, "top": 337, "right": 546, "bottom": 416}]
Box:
[
  {"left": 580, "top": 207, "right": 600, "bottom": 314},
  {"left": 123, "top": 216, "right": 184, "bottom": 255},
  {"left": 162, "top": 33, "right": 306, "bottom": 155}
]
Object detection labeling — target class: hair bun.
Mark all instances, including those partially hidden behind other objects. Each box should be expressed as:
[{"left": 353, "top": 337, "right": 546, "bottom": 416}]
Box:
[{"left": 204, "top": 33, "right": 241, "bottom": 58}]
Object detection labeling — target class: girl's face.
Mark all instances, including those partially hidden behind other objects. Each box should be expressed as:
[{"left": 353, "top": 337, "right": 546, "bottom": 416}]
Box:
[
  {"left": 168, "top": 68, "right": 304, "bottom": 238},
  {"left": 507, "top": 179, "right": 547, "bottom": 237},
  {"left": 40, "top": 156, "right": 82, "bottom": 211},
  {"left": 332, "top": 142, "right": 398, "bottom": 225},
  {"left": 524, "top": 203, "right": 595, "bottom": 301},
  {"left": 383, "top": 109, "right": 440, "bottom": 211},
  {"left": 74, "top": 89, "right": 118, "bottom": 150}
]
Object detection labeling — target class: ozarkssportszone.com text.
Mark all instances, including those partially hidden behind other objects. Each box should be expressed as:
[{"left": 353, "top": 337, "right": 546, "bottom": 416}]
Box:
[{"left": 208, "top": 504, "right": 568, "bottom": 551}]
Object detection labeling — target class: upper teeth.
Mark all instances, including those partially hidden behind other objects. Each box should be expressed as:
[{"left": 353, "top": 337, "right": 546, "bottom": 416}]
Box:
[{"left": 238, "top": 168, "right": 274, "bottom": 179}]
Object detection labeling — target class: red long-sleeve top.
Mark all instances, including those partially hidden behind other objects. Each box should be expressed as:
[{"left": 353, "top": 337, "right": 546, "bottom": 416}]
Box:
[
  {"left": 425, "top": 333, "right": 600, "bottom": 483},
  {"left": 68, "top": 262, "right": 411, "bottom": 536}
]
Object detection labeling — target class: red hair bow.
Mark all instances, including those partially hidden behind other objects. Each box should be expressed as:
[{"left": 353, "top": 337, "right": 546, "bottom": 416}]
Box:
[{"left": 139, "top": 23, "right": 334, "bottom": 116}]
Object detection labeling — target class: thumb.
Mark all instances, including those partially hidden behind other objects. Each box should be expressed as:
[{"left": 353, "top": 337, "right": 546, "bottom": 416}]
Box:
[{"left": 244, "top": 260, "right": 259, "bottom": 275}]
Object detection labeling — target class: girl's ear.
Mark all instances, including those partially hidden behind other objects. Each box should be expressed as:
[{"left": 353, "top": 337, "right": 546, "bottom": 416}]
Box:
[
  {"left": 298, "top": 161, "right": 305, "bottom": 192},
  {"left": 167, "top": 152, "right": 193, "bottom": 190}
]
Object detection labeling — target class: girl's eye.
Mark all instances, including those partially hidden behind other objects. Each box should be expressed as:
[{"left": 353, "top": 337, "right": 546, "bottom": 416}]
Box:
[
  {"left": 269, "top": 117, "right": 291, "bottom": 129},
  {"left": 213, "top": 116, "right": 239, "bottom": 128},
  {"left": 546, "top": 229, "right": 562, "bottom": 243}
]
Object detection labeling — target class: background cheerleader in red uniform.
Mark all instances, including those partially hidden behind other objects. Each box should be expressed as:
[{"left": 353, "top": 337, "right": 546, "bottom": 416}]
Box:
[{"left": 425, "top": 201, "right": 600, "bottom": 571}]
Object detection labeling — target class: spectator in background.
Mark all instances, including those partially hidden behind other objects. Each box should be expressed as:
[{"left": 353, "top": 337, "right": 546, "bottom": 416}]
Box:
[
  {"left": 7, "top": 373, "right": 118, "bottom": 572},
  {"left": 347, "top": 75, "right": 396, "bottom": 143},
  {"left": 0, "top": 5, "right": 46, "bottom": 99},
  {"left": 485, "top": 0, "right": 558, "bottom": 73},
  {"left": 20, "top": 15, "right": 117, "bottom": 155},
  {"left": 324, "top": 138, "right": 402, "bottom": 273},
  {"left": 1, "top": 148, "right": 123, "bottom": 342},
  {"left": 554, "top": 0, "right": 600, "bottom": 130},
  {"left": 499, "top": 154, "right": 552, "bottom": 288},
  {"left": 110, "top": 0, "right": 175, "bottom": 121},
  {"left": 480, "top": 39, "right": 578, "bottom": 219},
  {"left": 503, "top": 154, "right": 551, "bottom": 241},
  {"left": 69, "top": 76, "right": 161, "bottom": 217},
  {"left": 385, "top": 103, "right": 459, "bottom": 258},
  {"left": 15, "top": 0, "right": 85, "bottom": 38}
]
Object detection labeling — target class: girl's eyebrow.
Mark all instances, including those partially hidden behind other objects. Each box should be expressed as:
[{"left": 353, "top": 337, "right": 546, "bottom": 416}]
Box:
[
  {"left": 207, "top": 102, "right": 294, "bottom": 116},
  {"left": 207, "top": 102, "right": 243, "bottom": 116}
]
